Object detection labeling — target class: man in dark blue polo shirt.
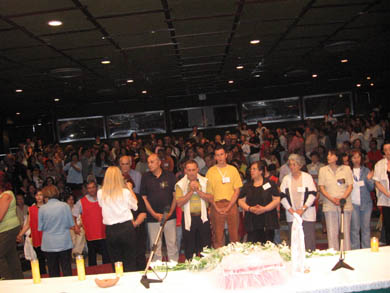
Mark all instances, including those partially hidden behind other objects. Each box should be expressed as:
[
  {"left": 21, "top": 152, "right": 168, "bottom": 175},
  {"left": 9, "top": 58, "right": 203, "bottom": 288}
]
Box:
[{"left": 140, "top": 153, "right": 178, "bottom": 262}]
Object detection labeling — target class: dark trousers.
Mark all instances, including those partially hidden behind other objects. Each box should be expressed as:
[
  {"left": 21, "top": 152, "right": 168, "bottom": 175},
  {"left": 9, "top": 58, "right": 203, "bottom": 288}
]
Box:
[
  {"left": 0, "top": 226, "right": 24, "bottom": 280},
  {"left": 383, "top": 206, "right": 390, "bottom": 245},
  {"left": 33, "top": 246, "right": 47, "bottom": 274},
  {"left": 135, "top": 225, "right": 147, "bottom": 271},
  {"left": 87, "top": 239, "right": 110, "bottom": 266},
  {"left": 183, "top": 215, "right": 211, "bottom": 260},
  {"left": 106, "top": 220, "right": 136, "bottom": 272},
  {"left": 45, "top": 249, "right": 72, "bottom": 277},
  {"left": 247, "top": 228, "right": 275, "bottom": 244}
]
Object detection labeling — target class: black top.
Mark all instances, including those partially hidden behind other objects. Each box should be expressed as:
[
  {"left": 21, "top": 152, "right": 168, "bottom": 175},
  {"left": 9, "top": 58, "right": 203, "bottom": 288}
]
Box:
[
  {"left": 249, "top": 136, "right": 260, "bottom": 155},
  {"left": 239, "top": 178, "right": 280, "bottom": 231},
  {"left": 140, "top": 170, "right": 177, "bottom": 222},
  {"left": 133, "top": 192, "right": 147, "bottom": 230}
]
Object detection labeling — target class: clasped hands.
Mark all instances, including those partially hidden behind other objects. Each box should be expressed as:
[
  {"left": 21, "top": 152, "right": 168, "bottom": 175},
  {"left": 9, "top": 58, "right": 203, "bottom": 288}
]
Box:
[{"left": 248, "top": 204, "right": 267, "bottom": 215}]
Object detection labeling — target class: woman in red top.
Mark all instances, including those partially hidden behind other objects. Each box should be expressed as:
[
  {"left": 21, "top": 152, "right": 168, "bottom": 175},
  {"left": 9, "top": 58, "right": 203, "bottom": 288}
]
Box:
[{"left": 17, "top": 191, "right": 47, "bottom": 274}]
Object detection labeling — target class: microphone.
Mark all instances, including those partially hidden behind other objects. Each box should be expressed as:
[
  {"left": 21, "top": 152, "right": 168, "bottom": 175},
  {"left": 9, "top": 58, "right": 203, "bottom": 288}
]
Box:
[
  {"left": 339, "top": 198, "right": 346, "bottom": 211},
  {"left": 160, "top": 206, "right": 170, "bottom": 227}
]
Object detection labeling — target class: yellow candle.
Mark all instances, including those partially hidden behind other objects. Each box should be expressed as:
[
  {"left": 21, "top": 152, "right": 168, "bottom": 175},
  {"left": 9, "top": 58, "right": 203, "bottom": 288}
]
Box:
[
  {"left": 371, "top": 237, "right": 379, "bottom": 252},
  {"left": 115, "top": 261, "right": 123, "bottom": 277},
  {"left": 30, "top": 259, "right": 41, "bottom": 284},
  {"left": 76, "top": 255, "right": 86, "bottom": 280}
]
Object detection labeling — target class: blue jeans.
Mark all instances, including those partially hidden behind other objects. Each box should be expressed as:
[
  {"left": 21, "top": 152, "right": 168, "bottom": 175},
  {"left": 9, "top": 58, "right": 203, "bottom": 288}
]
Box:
[{"left": 351, "top": 204, "right": 372, "bottom": 249}]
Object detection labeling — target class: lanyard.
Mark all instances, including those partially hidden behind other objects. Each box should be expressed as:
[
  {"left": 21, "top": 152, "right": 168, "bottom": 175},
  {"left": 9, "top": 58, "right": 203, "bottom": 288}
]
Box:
[{"left": 217, "top": 167, "right": 227, "bottom": 178}]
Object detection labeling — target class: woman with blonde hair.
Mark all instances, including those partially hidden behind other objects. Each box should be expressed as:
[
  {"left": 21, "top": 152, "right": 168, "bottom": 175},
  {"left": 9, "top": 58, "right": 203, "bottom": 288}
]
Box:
[{"left": 97, "top": 166, "right": 138, "bottom": 272}]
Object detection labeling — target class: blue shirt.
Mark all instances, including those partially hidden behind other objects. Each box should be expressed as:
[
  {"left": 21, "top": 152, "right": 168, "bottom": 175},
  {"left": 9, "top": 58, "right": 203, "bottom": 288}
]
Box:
[
  {"left": 129, "top": 169, "right": 142, "bottom": 195},
  {"left": 64, "top": 161, "right": 83, "bottom": 184},
  {"left": 38, "top": 198, "right": 74, "bottom": 252}
]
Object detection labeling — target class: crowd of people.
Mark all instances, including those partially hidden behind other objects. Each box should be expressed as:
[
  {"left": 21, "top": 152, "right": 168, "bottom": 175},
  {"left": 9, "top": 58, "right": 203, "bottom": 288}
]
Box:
[{"left": 1, "top": 107, "right": 390, "bottom": 280}]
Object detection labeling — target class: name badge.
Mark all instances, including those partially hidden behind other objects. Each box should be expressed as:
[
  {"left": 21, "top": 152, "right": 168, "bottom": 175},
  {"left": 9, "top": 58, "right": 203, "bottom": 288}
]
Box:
[
  {"left": 337, "top": 178, "right": 345, "bottom": 186},
  {"left": 222, "top": 177, "right": 231, "bottom": 184},
  {"left": 263, "top": 182, "right": 271, "bottom": 190},
  {"left": 298, "top": 186, "right": 305, "bottom": 193},
  {"left": 358, "top": 181, "right": 364, "bottom": 187}
]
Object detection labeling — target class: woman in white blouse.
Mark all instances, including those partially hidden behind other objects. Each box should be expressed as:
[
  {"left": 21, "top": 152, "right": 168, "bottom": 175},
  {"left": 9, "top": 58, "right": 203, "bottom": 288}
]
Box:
[
  {"left": 373, "top": 141, "right": 390, "bottom": 245},
  {"left": 280, "top": 154, "right": 317, "bottom": 251},
  {"left": 98, "top": 166, "right": 138, "bottom": 271}
]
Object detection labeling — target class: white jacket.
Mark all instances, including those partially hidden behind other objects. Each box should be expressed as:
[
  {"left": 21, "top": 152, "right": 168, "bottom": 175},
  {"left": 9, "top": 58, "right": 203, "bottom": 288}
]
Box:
[
  {"left": 280, "top": 172, "right": 317, "bottom": 222},
  {"left": 373, "top": 157, "right": 390, "bottom": 207},
  {"left": 175, "top": 174, "right": 208, "bottom": 231}
]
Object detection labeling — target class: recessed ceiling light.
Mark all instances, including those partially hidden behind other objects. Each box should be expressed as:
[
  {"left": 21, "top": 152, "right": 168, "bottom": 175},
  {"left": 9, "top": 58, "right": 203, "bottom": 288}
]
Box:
[
  {"left": 366, "top": 76, "right": 371, "bottom": 80},
  {"left": 16, "top": 112, "right": 20, "bottom": 115},
  {"left": 341, "top": 59, "right": 349, "bottom": 63},
  {"left": 254, "top": 74, "right": 260, "bottom": 78},
  {"left": 48, "top": 20, "right": 62, "bottom": 27},
  {"left": 370, "top": 83, "right": 374, "bottom": 86},
  {"left": 228, "top": 80, "right": 234, "bottom": 84},
  {"left": 236, "top": 65, "right": 244, "bottom": 70},
  {"left": 15, "top": 89, "right": 23, "bottom": 93},
  {"left": 142, "top": 90, "right": 147, "bottom": 94},
  {"left": 127, "top": 79, "right": 134, "bottom": 83},
  {"left": 250, "top": 40, "right": 260, "bottom": 45},
  {"left": 356, "top": 83, "right": 361, "bottom": 87},
  {"left": 54, "top": 98, "right": 60, "bottom": 102},
  {"left": 312, "top": 74, "right": 318, "bottom": 78},
  {"left": 101, "top": 59, "right": 111, "bottom": 65}
]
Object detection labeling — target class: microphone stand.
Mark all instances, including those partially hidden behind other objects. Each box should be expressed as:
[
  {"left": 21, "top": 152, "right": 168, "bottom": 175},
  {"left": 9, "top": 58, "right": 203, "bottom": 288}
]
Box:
[
  {"left": 332, "top": 200, "right": 354, "bottom": 271},
  {"left": 141, "top": 212, "right": 169, "bottom": 289}
]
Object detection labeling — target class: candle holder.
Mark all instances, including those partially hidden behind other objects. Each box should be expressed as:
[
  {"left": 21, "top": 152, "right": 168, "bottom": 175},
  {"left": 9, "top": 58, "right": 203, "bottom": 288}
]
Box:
[
  {"left": 371, "top": 237, "right": 379, "bottom": 252},
  {"left": 76, "top": 255, "right": 86, "bottom": 280},
  {"left": 31, "top": 259, "right": 41, "bottom": 284},
  {"left": 115, "top": 261, "right": 123, "bottom": 277}
]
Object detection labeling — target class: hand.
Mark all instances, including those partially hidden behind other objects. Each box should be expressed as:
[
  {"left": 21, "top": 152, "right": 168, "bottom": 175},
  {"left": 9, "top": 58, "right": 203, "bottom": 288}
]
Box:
[
  {"left": 126, "top": 181, "right": 133, "bottom": 190},
  {"left": 189, "top": 181, "right": 200, "bottom": 191},
  {"left": 215, "top": 206, "right": 226, "bottom": 215},
  {"left": 253, "top": 205, "right": 266, "bottom": 215},
  {"left": 74, "top": 225, "right": 81, "bottom": 235},
  {"left": 367, "top": 170, "right": 374, "bottom": 180},
  {"left": 333, "top": 197, "right": 340, "bottom": 206},
  {"left": 132, "top": 220, "right": 137, "bottom": 228},
  {"left": 154, "top": 213, "right": 163, "bottom": 222},
  {"left": 16, "top": 234, "right": 23, "bottom": 243},
  {"left": 296, "top": 209, "right": 304, "bottom": 216}
]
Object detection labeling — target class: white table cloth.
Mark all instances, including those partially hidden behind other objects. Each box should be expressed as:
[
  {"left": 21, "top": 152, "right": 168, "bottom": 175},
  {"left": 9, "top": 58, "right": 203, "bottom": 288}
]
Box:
[{"left": 1, "top": 246, "right": 390, "bottom": 293}]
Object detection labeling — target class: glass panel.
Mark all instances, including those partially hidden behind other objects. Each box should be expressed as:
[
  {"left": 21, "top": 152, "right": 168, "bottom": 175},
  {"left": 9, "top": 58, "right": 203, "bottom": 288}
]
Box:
[
  {"left": 170, "top": 104, "right": 238, "bottom": 131},
  {"left": 354, "top": 92, "right": 370, "bottom": 115},
  {"left": 213, "top": 105, "right": 237, "bottom": 126},
  {"left": 303, "top": 92, "right": 352, "bottom": 118},
  {"left": 242, "top": 97, "right": 301, "bottom": 124},
  {"left": 57, "top": 116, "right": 106, "bottom": 143},
  {"left": 107, "top": 111, "right": 166, "bottom": 139}
]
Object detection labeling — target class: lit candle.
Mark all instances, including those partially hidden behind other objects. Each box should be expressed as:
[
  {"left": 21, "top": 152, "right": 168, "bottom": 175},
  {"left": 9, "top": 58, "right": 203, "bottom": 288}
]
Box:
[
  {"left": 30, "top": 259, "right": 41, "bottom": 284},
  {"left": 371, "top": 237, "right": 379, "bottom": 252},
  {"left": 76, "top": 255, "right": 86, "bottom": 280},
  {"left": 115, "top": 261, "right": 123, "bottom": 277}
]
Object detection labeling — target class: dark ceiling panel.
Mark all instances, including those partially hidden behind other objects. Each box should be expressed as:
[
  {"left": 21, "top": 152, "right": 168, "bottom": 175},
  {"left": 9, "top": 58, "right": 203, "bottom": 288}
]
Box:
[
  {"left": 79, "top": 0, "right": 162, "bottom": 15},
  {"left": 9, "top": 10, "right": 95, "bottom": 35},
  {"left": 98, "top": 13, "right": 167, "bottom": 36},
  {"left": 0, "top": 0, "right": 71, "bottom": 16},
  {"left": 299, "top": 6, "right": 368, "bottom": 25}
]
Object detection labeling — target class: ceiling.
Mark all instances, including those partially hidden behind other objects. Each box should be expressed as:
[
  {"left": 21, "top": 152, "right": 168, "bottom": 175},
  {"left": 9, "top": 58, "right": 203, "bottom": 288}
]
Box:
[{"left": 0, "top": 0, "right": 389, "bottom": 123}]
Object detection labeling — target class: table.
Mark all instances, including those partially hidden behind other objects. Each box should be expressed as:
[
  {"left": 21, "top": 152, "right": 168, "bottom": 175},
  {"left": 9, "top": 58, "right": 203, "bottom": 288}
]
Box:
[{"left": 1, "top": 246, "right": 390, "bottom": 293}]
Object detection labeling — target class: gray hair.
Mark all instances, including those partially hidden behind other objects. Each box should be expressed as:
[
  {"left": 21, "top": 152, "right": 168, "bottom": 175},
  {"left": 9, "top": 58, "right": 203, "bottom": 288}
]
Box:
[{"left": 288, "top": 154, "right": 306, "bottom": 168}]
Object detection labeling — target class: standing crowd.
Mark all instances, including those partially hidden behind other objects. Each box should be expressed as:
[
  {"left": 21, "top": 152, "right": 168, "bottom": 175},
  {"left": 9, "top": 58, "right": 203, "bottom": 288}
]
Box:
[{"left": 1, "top": 107, "right": 390, "bottom": 280}]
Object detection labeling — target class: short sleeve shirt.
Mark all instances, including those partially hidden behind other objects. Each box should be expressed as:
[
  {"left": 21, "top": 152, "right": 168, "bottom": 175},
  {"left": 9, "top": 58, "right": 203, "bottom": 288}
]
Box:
[
  {"left": 318, "top": 165, "right": 353, "bottom": 211},
  {"left": 206, "top": 164, "right": 243, "bottom": 201},
  {"left": 140, "top": 170, "right": 177, "bottom": 222}
]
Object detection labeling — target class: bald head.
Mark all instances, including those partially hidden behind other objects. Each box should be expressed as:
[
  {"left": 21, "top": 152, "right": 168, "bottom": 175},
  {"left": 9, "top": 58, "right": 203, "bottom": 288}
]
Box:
[
  {"left": 147, "top": 153, "right": 161, "bottom": 174},
  {"left": 119, "top": 155, "right": 132, "bottom": 173}
]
